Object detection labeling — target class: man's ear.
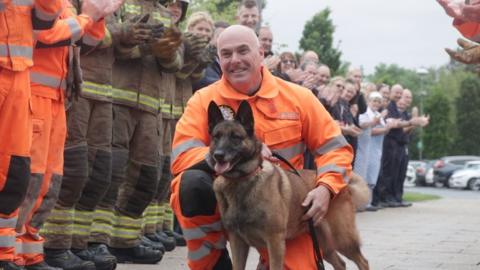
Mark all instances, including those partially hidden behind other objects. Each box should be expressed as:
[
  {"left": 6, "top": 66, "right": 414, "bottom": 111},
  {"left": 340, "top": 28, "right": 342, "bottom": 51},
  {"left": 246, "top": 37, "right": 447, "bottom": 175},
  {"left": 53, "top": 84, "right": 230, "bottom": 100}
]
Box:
[
  {"left": 235, "top": 101, "right": 254, "bottom": 137},
  {"left": 208, "top": 101, "right": 224, "bottom": 134}
]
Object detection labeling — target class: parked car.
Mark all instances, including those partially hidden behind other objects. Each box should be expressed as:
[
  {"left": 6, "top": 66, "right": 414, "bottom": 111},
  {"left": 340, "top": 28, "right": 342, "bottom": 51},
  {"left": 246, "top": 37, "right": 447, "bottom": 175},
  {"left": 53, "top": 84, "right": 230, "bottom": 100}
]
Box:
[
  {"left": 404, "top": 164, "right": 417, "bottom": 187},
  {"left": 449, "top": 161, "right": 480, "bottom": 191},
  {"left": 433, "top": 155, "right": 480, "bottom": 187},
  {"left": 409, "top": 160, "right": 433, "bottom": 186}
]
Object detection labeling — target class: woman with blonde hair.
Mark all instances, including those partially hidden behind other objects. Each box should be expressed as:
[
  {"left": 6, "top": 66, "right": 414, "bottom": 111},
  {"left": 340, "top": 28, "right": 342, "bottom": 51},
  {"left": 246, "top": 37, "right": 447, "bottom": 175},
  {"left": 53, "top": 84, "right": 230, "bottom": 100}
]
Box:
[{"left": 186, "top": 11, "right": 214, "bottom": 39}]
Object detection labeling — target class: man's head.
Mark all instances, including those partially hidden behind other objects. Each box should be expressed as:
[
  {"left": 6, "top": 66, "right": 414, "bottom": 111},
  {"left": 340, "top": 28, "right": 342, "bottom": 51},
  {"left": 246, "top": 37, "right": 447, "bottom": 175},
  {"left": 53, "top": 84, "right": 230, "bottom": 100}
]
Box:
[
  {"left": 367, "top": 91, "right": 383, "bottom": 112},
  {"left": 236, "top": 0, "right": 259, "bottom": 30},
  {"left": 378, "top": 84, "right": 390, "bottom": 107},
  {"left": 347, "top": 67, "right": 363, "bottom": 91},
  {"left": 396, "top": 98, "right": 407, "bottom": 112},
  {"left": 301, "top": 50, "right": 319, "bottom": 65},
  {"left": 317, "top": 64, "right": 331, "bottom": 87},
  {"left": 390, "top": 84, "right": 404, "bottom": 102},
  {"left": 210, "top": 21, "right": 230, "bottom": 47},
  {"left": 258, "top": 26, "right": 273, "bottom": 56},
  {"left": 401, "top": 89, "right": 413, "bottom": 108},
  {"left": 217, "top": 25, "right": 264, "bottom": 95},
  {"left": 341, "top": 79, "right": 357, "bottom": 102}
]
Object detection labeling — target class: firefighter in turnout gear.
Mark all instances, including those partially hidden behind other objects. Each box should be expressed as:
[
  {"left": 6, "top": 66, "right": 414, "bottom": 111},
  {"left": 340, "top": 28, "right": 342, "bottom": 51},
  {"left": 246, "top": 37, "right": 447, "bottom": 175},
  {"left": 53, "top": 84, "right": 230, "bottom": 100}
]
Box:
[{"left": 89, "top": 0, "right": 182, "bottom": 263}]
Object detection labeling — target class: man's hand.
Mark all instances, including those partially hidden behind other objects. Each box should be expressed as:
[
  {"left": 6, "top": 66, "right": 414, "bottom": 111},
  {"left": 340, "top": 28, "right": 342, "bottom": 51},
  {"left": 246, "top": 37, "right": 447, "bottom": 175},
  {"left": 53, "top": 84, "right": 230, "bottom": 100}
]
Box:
[
  {"left": 264, "top": 55, "right": 281, "bottom": 71},
  {"left": 437, "top": 0, "right": 464, "bottom": 19},
  {"left": 446, "top": 38, "right": 480, "bottom": 64},
  {"left": 261, "top": 143, "right": 279, "bottom": 162},
  {"left": 463, "top": 2, "right": 480, "bottom": 22},
  {"left": 82, "top": 0, "right": 125, "bottom": 22},
  {"left": 302, "top": 185, "right": 331, "bottom": 226}
]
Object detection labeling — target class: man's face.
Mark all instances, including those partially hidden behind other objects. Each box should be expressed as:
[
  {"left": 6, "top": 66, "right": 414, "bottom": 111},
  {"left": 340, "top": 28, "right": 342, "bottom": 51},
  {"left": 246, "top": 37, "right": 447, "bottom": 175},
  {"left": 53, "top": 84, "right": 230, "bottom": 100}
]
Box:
[
  {"left": 317, "top": 66, "right": 331, "bottom": 86},
  {"left": 218, "top": 27, "right": 263, "bottom": 94},
  {"left": 349, "top": 69, "right": 363, "bottom": 90},
  {"left": 258, "top": 28, "right": 273, "bottom": 54},
  {"left": 302, "top": 51, "right": 319, "bottom": 65},
  {"left": 402, "top": 90, "right": 413, "bottom": 107},
  {"left": 390, "top": 86, "right": 404, "bottom": 102},
  {"left": 237, "top": 6, "right": 259, "bottom": 30},
  {"left": 369, "top": 98, "right": 382, "bottom": 112},
  {"left": 341, "top": 83, "right": 356, "bottom": 101},
  {"left": 167, "top": 1, "right": 182, "bottom": 24},
  {"left": 397, "top": 99, "right": 407, "bottom": 112}
]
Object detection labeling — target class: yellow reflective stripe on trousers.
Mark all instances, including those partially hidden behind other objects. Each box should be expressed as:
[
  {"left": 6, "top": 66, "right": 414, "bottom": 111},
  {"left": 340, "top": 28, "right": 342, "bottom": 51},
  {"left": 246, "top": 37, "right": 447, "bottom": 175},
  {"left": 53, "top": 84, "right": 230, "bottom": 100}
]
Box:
[
  {"left": 0, "top": 44, "right": 33, "bottom": 59},
  {"left": 46, "top": 208, "right": 73, "bottom": 221},
  {"left": 188, "top": 236, "right": 227, "bottom": 261},
  {"left": 314, "top": 135, "right": 349, "bottom": 156},
  {"left": 171, "top": 139, "right": 206, "bottom": 163},
  {"left": 41, "top": 223, "right": 73, "bottom": 234},
  {"left": 0, "top": 217, "right": 17, "bottom": 228},
  {"left": 273, "top": 141, "right": 305, "bottom": 160},
  {"left": 111, "top": 228, "right": 141, "bottom": 239},
  {"left": 182, "top": 221, "right": 223, "bottom": 241},
  {"left": 74, "top": 209, "right": 94, "bottom": 222},
  {"left": 30, "top": 71, "right": 66, "bottom": 90},
  {"left": 83, "top": 81, "right": 113, "bottom": 98},
  {"left": 73, "top": 224, "right": 92, "bottom": 236}
]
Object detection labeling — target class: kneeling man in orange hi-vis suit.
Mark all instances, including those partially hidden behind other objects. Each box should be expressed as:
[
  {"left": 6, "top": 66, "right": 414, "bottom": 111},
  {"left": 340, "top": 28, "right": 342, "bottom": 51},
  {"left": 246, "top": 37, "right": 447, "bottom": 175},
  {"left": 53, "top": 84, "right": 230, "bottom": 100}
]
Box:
[{"left": 170, "top": 25, "right": 353, "bottom": 270}]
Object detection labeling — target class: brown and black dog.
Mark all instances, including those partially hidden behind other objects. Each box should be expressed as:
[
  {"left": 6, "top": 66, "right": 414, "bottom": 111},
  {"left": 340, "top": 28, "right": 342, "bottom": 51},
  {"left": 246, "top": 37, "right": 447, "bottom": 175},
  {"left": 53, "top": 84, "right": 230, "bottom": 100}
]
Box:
[{"left": 207, "top": 100, "right": 369, "bottom": 270}]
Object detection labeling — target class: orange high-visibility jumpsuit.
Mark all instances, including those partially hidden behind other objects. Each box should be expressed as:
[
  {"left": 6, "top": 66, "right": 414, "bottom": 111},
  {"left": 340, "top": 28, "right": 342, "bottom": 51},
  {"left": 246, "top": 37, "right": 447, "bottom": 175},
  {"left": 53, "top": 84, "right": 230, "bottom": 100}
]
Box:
[
  {"left": 0, "top": 0, "right": 63, "bottom": 262},
  {"left": 170, "top": 68, "right": 353, "bottom": 270},
  {"left": 11, "top": 2, "right": 105, "bottom": 266}
]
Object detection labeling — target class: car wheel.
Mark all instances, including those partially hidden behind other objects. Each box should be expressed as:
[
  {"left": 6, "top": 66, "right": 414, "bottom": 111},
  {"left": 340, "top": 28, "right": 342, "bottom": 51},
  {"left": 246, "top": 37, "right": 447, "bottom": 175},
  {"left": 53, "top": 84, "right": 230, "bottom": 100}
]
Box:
[
  {"left": 434, "top": 180, "right": 444, "bottom": 188},
  {"left": 467, "top": 178, "right": 480, "bottom": 191}
]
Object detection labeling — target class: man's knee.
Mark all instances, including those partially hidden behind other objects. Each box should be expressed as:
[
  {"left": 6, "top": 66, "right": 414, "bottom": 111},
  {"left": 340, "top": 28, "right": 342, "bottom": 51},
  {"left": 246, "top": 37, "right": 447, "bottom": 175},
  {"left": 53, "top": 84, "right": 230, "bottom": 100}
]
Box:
[{"left": 179, "top": 170, "right": 216, "bottom": 217}]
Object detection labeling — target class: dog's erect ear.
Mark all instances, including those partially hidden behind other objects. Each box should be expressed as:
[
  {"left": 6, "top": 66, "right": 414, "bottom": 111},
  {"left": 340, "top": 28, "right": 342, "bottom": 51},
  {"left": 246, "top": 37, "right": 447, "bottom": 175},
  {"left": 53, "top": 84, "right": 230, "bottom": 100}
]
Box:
[
  {"left": 235, "top": 101, "right": 254, "bottom": 137},
  {"left": 208, "top": 101, "right": 224, "bottom": 134}
]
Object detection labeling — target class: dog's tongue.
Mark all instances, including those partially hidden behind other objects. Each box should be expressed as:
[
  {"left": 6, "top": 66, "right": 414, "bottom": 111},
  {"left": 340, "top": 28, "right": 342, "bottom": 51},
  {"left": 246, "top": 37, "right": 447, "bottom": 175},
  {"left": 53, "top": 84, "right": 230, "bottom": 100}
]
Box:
[{"left": 214, "top": 162, "right": 231, "bottom": 174}]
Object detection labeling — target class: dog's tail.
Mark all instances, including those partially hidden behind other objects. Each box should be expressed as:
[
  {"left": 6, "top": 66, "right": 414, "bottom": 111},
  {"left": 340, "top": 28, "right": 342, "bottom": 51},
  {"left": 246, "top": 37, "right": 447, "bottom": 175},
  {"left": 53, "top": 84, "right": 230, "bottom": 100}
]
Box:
[{"left": 348, "top": 173, "right": 370, "bottom": 209}]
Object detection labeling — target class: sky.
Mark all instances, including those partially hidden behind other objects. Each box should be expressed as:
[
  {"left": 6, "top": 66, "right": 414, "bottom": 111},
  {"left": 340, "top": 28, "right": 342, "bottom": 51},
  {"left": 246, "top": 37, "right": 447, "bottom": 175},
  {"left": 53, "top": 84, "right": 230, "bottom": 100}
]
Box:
[{"left": 262, "top": 0, "right": 463, "bottom": 75}]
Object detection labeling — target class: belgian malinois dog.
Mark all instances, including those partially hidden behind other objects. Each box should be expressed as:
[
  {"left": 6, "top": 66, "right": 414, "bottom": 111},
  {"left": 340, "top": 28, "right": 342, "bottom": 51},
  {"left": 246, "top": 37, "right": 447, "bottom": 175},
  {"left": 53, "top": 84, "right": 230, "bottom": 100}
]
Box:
[{"left": 207, "top": 101, "right": 369, "bottom": 270}]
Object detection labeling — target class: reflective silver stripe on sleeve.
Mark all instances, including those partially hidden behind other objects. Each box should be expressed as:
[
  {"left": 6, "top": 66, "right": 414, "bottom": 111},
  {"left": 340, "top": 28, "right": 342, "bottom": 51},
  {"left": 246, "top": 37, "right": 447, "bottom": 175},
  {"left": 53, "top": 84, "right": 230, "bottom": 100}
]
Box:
[
  {"left": 273, "top": 141, "right": 305, "bottom": 160},
  {"left": 66, "top": 18, "right": 82, "bottom": 42},
  {"left": 317, "top": 164, "right": 347, "bottom": 178},
  {"left": 0, "top": 236, "right": 15, "bottom": 248},
  {"left": 182, "top": 221, "right": 223, "bottom": 241},
  {"left": 34, "top": 6, "right": 61, "bottom": 22},
  {"left": 82, "top": 34, "right": 102, "bottom": 47},
  {"left": 0, "top": 217, "right": 18, "bottom": 228},
  {"left": 188, "top": 236, "right": 227, "bottom": 261},
  {"left": 12, "top": 0, "right": 33, "bottom": 6},
  {"left": 0, "top": 45, "right": 33, "bottom": 59},
  {"left": 30, "top": 71, "right": 65, "bottom": 90},
  {"left": 171, "top": 139, "right": 206, "bottom": 163},
  {"left": 314, "top": 135, "right": 349, "bottom": 156}
]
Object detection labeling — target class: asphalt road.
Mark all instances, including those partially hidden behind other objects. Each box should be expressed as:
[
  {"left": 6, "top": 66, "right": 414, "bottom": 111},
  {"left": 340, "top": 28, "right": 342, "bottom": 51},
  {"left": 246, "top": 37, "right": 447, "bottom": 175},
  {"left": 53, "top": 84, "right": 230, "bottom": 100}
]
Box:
[{"left": 117, "top": 186, "right": 480, "bottom": 270}]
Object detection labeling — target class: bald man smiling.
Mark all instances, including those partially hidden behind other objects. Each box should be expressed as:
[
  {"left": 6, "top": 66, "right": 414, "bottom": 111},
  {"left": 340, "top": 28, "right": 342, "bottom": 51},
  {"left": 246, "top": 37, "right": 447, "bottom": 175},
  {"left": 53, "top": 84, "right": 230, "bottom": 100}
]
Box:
[{"left": 169, "top": 25, "right": 353, "bottom": 270}]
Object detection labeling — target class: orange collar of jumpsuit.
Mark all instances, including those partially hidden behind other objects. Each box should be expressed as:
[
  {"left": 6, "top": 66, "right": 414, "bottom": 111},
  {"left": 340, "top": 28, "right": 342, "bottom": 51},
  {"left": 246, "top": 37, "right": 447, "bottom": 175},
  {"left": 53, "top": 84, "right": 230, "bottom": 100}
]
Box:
[{"left": 216, "top": 67, "right": 280, "bottom": 101}]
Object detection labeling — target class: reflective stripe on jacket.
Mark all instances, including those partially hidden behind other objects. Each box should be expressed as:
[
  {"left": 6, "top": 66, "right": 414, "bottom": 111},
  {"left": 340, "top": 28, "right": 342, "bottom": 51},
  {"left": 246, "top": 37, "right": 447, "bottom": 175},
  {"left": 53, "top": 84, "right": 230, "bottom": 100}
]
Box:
[{"left": 0, "top": 0, "right": 63, "bottom": 71}]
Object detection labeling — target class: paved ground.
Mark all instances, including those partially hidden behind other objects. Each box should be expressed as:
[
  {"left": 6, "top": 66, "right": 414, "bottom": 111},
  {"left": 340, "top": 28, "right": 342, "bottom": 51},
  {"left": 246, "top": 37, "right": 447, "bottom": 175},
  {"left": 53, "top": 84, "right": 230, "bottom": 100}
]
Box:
[{"left": 117, "top": 187, "right": 480, "bottom": 270}]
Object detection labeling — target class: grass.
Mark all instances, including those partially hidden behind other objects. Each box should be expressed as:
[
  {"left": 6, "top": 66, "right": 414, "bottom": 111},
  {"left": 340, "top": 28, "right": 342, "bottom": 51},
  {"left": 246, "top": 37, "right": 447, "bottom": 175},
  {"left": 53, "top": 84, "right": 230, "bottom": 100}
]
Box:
[{"left": 403, "top": 192, "right": 441, "bottom": 202}]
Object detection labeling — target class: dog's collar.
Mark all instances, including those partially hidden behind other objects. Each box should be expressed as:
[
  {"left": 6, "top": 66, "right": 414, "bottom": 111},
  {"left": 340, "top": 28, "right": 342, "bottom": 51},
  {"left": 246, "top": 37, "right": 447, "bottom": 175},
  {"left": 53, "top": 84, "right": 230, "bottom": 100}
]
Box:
[{"left": 223, "top": 166, "right": 262, "bottom": 181}]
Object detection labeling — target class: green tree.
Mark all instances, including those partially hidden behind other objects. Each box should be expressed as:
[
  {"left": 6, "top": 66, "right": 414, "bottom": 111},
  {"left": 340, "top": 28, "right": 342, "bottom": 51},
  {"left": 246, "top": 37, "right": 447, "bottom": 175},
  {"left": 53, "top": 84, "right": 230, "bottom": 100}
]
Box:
[
  {"left": 188, "top": 0, "right": 239, "bottom": 25},
  {"left": 422, "top": 93, "right": 454, "bottom": 159},
  {"left": 299, "top": 8, "right": 342, "bottom": 73},
  {"left": 455, "top": 77, "right": 480, "bottom": 155}
]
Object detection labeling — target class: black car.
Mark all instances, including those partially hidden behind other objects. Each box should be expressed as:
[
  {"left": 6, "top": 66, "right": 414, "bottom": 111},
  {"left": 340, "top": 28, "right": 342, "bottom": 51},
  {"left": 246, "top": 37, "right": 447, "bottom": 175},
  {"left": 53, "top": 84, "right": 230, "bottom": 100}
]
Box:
[{"left": 433, "top": 156, "right": 480, "bottom": 187}]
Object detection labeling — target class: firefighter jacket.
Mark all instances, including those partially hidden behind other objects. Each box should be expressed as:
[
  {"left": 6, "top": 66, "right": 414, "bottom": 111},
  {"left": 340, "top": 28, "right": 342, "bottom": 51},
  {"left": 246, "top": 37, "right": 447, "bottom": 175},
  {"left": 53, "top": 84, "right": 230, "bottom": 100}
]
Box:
[
  {"left": 32, "top": 1, "right": 105, "bottom": 101},
  {"left": 0, "top": 0, "right": 63, "bottom": 71},
  {"left": 171, "top": 67, "right": 353, "bottom": 195},
  {"left": 112, "top": 0, "right": 182, "bottom": 115}
]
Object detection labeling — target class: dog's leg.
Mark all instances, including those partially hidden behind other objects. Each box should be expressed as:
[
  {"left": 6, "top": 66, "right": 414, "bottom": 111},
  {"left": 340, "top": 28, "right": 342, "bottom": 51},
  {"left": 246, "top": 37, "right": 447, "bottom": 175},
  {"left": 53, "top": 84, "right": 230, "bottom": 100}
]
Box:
[
  {"left": 316, "top": 223, "right": 346, "bottom": 270},
  {"left": 229, "top": 233, "right": 249, "bottom": 270},
  {"left": 339, "top": 245, "right": 369, "bottom": 270},
  {"left": 266, "top": 233, "right": 285, "bottom": 270}
]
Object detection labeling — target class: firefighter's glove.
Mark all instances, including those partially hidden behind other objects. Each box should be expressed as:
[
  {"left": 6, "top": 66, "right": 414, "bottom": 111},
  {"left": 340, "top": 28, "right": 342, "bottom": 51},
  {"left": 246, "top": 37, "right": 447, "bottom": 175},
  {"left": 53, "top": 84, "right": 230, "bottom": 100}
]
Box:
[
  {"left": 120, "top": 14, "right": 152, "bottom": 46},
  {"left": 149, "top": 26, "right": 182, "bottom": 61},
  {"left": 446, "top": 38, "right": 480, "bottom": 64},
  {"left": 184, "top": 32, "right": 210, "bottom": 61}
]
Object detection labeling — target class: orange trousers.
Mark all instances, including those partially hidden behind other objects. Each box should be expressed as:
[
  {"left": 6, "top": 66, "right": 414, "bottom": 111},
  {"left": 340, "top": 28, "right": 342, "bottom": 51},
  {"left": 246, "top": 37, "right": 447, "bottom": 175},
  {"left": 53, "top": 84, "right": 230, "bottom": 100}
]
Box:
[
  {"left": 15, "top": 93, "right": 66, "bottom": 266},
  {"left": 170, "top": 171, "right": 318, "bottom": 270},
  {"left": 0, "top": 68, "right": 32, "bottom": 262}
]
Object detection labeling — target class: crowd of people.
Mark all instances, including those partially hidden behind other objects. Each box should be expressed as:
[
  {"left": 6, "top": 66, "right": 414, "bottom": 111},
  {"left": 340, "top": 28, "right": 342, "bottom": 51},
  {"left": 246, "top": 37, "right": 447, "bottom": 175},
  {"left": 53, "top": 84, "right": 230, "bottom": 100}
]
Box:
[{"left": 7, "top": 0, "right": 475, "bottom": 269}]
